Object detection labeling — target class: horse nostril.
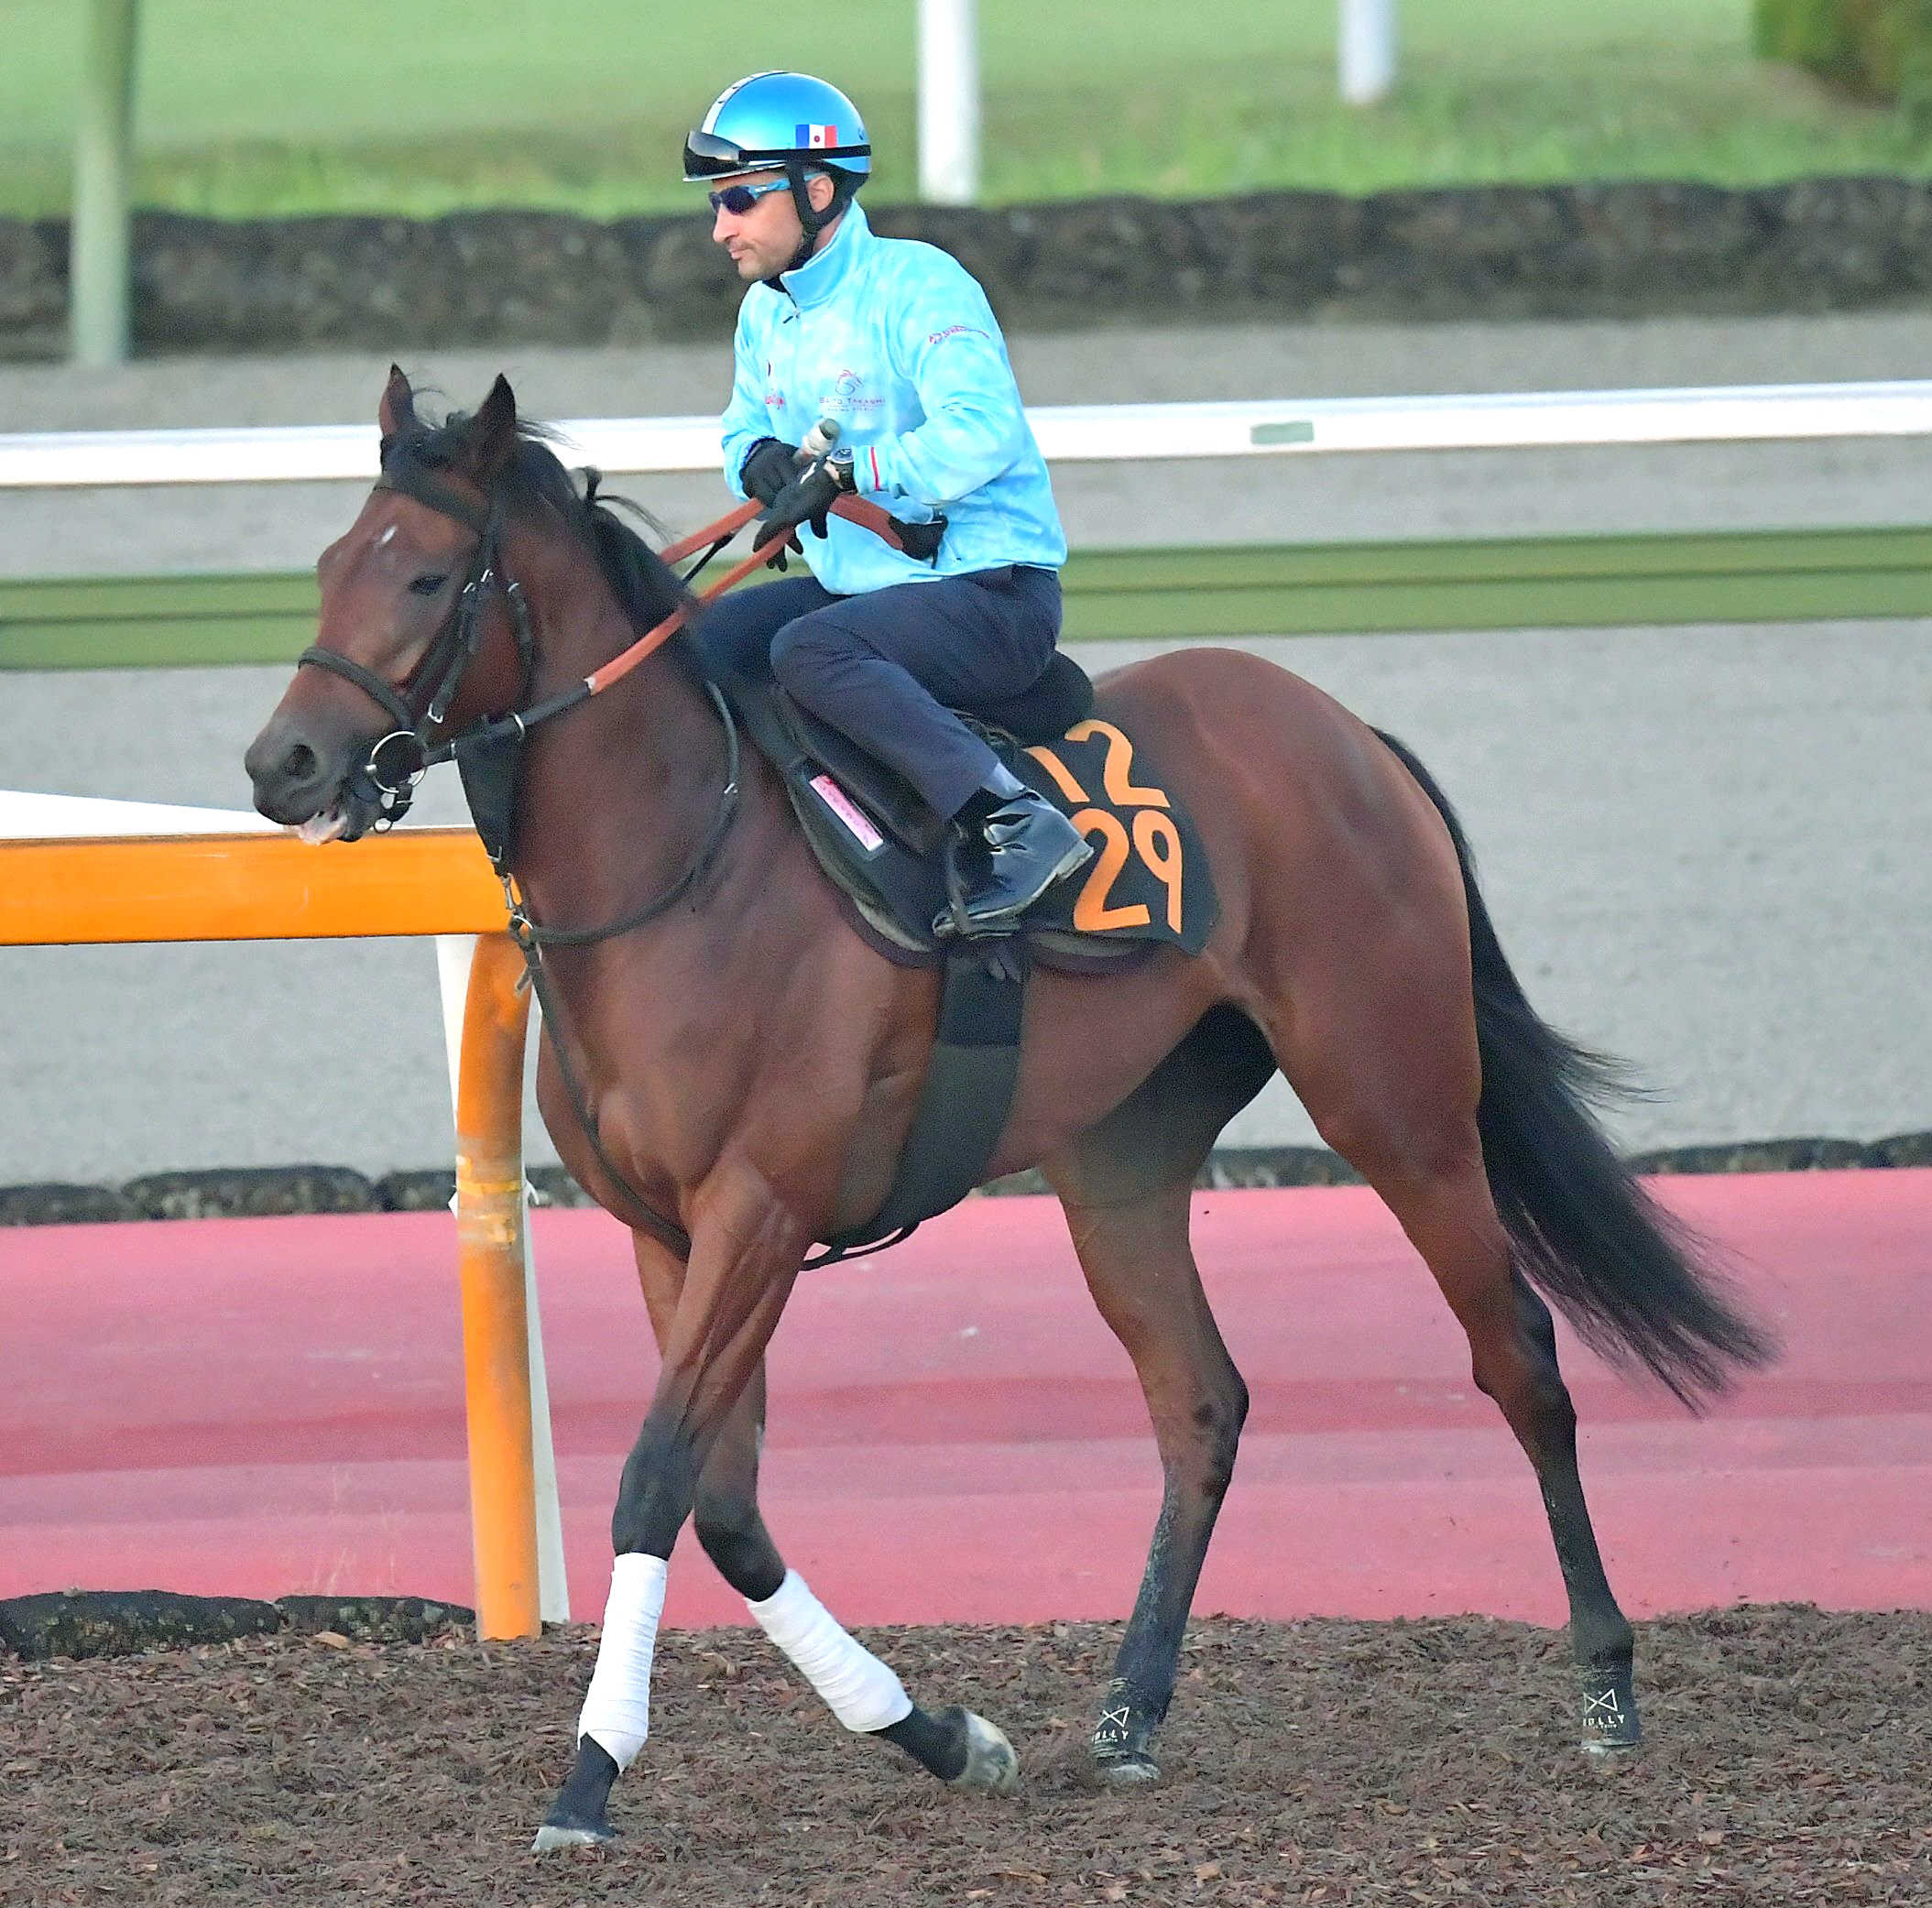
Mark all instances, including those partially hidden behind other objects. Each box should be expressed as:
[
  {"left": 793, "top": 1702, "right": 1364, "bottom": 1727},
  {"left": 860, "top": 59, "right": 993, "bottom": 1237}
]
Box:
[{"left": 282, "top": 741, "right": 318, "bottom": 783}]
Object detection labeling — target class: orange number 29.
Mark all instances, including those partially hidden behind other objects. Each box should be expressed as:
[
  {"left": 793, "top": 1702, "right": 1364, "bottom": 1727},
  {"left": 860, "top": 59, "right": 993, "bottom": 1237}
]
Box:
[{"left": 1132, "top": 810, "right": 1184, "bottom": 933}]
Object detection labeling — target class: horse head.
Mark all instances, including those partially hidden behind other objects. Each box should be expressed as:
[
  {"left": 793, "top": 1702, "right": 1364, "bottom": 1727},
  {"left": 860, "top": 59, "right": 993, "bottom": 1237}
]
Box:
[{"left": 245, "top": 365, "right": 532, "bottom": 841}]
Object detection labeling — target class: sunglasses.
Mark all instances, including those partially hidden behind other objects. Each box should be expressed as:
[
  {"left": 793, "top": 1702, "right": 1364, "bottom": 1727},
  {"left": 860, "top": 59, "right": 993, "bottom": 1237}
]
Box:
[{"left": 708, "top": 177, "right": 793, "bottom": 216}]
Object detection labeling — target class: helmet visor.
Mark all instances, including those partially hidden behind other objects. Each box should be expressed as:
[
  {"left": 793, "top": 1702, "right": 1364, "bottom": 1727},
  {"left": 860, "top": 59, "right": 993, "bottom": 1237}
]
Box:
[
  {"left": 683, "top": 126, "right": 870, "bottom": 182},
  {"left": 682, "top": 130, "right": 753, "bottom": 180}
]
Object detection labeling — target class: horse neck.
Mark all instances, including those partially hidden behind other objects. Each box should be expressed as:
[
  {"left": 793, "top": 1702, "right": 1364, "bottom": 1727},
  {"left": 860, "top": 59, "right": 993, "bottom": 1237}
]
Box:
[{"left": 498, "top": 514, "right": 736, "bottom": 933}]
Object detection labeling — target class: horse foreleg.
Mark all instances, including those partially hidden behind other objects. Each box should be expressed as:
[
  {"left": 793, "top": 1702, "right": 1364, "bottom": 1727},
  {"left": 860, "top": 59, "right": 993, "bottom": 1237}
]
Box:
[
  {"left": 1056, "top": 1186, "right": 1247, "bottom": 1784},
  {"left": 532, "top": 1185, "right": 804, "bottom": 1852},
  {"left": 693, "top": 1363, "right": 1019, "bottom": 1794}
]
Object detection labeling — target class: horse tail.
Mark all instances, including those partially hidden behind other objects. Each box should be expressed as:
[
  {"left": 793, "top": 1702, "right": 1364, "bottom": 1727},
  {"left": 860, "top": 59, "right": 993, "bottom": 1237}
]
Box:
[{"left": 1371, "top": 727, "right": 1776, "bottom": 1405}]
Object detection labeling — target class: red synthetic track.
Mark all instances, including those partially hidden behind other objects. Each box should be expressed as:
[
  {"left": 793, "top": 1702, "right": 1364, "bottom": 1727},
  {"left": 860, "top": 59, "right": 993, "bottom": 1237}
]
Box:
[{"left": 2, "top": 1174, "right": 1927, "bottom": 1630}]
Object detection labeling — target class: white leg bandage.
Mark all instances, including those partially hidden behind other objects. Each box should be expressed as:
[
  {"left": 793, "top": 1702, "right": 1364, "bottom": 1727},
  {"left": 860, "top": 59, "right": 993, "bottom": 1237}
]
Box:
[
  {"left": 576, "top": 1552, "right": 667, "bottom": 1771},
  {"left": 747, "top": 1569, "right": 913, "bottom": 1734}
]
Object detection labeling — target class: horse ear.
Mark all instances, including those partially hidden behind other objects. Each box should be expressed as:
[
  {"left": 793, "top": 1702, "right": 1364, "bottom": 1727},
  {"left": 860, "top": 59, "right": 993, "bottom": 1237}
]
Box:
[
  {"left": 378, "top": 364, "right": 416, "bottom": 438},
  {"left": 465, "top": 374, "right": 518, "bottom": 482}
]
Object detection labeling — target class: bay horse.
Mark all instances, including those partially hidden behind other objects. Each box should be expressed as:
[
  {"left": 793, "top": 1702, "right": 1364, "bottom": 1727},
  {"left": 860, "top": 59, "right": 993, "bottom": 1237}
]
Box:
[{"left": 245, "top": 370, "right": 1770, "bottom": 1850}]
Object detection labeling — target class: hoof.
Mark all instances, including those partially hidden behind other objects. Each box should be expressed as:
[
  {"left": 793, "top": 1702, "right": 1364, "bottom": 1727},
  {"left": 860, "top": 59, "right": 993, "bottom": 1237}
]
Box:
[
  {"left": 1094, "top": 1749, "right": 1161, "bottom": 1787},
  {"left": 1579, "top": 1660, "right": 1642, "bottom": 1755},
  {"left": 1091, "top": 1678, "right": 1160, "bottom": 1783},
  {"left": 1583, "top": 1738, "right": 1643, "bottom": 1761},
  {"left": 533, "top": 1735, "right": 620, "bottom": 1853},
  {"left": 530, "top": 1821, "right": 616, "bottom": 1854},
  {"left": 945, "top": 1707, "right": 1021, "bottom": 1794}
]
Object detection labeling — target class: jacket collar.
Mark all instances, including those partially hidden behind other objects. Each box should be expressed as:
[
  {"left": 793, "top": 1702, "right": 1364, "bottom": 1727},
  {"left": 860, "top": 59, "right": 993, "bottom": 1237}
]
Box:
[{"left": 776, "top": 200, "right": 873, "bottom": 309}]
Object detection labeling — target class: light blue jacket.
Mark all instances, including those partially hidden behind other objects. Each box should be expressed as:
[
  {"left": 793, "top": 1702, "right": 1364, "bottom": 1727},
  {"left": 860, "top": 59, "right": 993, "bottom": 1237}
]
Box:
[{"left": 719, "top": 202, "right": 1067, "bottom": 594}]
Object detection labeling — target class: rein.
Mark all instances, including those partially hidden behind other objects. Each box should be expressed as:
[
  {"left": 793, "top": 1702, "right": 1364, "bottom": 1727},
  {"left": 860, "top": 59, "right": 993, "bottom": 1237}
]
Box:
[
  {"left": 295, "top": 455, "right": 711, "bottom": 835},
  {"left": 298, "top": 451, "right": 917, "bottom": 1264},
  {"left": 300, "top": 447, "right": 933, "bottom": 843}
]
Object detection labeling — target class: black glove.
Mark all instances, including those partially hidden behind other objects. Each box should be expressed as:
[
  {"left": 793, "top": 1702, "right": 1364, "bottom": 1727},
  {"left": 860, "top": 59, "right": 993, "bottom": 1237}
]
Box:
[
  {"left": 739, "top": 437, "right": 798, "bottom": 507},
  {"left": 757, "top": 453, "right": 852, "bottom": 566}
]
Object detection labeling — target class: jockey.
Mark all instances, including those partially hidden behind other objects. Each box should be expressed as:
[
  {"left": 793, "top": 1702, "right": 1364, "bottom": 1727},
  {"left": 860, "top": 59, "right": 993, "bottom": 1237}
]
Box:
[{"left": 684, "top": 70, "right": 1094, "bottom": 935}]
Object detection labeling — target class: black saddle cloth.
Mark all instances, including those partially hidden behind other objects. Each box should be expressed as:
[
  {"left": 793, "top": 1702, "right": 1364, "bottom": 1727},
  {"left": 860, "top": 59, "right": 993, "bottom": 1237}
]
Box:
[{"left": 719, "top": 649, "right": 1218, "bottom": 965}]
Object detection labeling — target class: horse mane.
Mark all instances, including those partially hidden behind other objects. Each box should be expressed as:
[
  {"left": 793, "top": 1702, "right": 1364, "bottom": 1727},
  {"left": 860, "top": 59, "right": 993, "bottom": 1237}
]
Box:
[{"left": 388, "top": 402, "right": 702, "bottom": 657}]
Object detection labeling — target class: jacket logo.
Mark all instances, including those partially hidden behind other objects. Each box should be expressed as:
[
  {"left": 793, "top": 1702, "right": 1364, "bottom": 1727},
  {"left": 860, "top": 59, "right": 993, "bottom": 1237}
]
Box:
[
  {"left": 825, "top": 366, "right": 882, "bottom": 412},
  {"left": 927, "top": 323, "right": 988, "bottom": 345}
]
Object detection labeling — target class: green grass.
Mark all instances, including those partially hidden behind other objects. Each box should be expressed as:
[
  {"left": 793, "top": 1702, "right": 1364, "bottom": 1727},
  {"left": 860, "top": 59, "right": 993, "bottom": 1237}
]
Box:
[{"left": 2, "top": 0, "right": 1926, "bottom": 220}]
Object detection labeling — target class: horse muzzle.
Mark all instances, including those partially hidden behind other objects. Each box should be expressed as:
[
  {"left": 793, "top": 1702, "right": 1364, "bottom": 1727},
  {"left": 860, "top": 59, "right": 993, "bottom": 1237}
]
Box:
[{"left": 244, "top": 717, "right": 387, "bottom": 843}]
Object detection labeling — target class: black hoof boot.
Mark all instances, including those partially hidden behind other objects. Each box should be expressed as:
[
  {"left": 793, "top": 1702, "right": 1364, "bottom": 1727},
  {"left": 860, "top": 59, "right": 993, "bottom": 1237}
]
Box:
[
  {"left": 1578, "top": 1656, "right": 1642, "bottom": 1756},
  {"left": 1091, "top": 1677, "right": 1162, "bottom": 1785},
  {"left": 531, "top": 1738, "right": 620, "bottom": 1852}
]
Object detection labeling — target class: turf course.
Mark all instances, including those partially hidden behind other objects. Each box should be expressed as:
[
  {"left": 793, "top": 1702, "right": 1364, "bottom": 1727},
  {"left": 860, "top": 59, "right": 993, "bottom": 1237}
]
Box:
[{"left": 3, "top": 0, "right": 1927, "bottom": 219}]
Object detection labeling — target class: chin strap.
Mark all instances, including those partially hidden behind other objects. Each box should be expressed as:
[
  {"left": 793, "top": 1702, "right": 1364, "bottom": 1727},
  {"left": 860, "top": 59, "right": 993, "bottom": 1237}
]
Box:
[{"left": 777, "top": 161, "right": 855, "bottom": 277}]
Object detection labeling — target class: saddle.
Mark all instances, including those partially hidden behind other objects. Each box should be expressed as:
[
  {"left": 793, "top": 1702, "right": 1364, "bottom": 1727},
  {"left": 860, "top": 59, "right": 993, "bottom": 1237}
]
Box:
[
  {"left": 722, "top": 651, "right": 1218, "bottom": 968},
  {"left": 717, "top": 649, "right": 1220, "bottom": 1266}
]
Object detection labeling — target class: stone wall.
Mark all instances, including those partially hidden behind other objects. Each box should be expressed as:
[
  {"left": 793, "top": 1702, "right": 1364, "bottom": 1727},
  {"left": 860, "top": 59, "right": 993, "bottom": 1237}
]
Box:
[
  {"left": 6, "top": 177, "right": 1932, "bottom": 359},
  {"left": 3, "top": 1131, "right": 1926, "bottom": 1225}
]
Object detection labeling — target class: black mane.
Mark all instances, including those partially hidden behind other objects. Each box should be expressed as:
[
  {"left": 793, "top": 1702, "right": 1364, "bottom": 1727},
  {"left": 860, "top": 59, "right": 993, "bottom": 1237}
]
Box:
[{"left": 388, "top": 405, "right": 699, "bottom": 646}]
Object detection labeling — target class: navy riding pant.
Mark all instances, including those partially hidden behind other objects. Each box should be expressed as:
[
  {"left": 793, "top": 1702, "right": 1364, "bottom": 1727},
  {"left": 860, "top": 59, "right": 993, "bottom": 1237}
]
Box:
[{"left": 693, "top": 566, "right": 1062, "bottom": 820}]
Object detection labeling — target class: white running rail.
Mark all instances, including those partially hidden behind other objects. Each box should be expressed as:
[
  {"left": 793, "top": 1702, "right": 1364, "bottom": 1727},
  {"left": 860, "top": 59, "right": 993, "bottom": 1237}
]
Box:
[{"left": 5, "top": 382, "right": 1932, "bottom": 490}]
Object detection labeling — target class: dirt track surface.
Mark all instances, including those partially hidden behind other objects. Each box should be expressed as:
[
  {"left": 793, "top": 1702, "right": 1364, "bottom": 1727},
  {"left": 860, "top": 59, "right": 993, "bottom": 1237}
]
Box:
[{"left": 4, "top": 1606, "right": 1927, "bottom": 1907}]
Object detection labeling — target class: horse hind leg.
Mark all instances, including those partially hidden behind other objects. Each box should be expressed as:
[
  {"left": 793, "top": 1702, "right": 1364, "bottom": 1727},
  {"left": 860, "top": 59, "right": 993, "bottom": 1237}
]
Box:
[
  {"left": 1348, "top": 1136, "right": 1640, "bottom": 1753},
  {"left": 1044, "top": 1006, "right": 1274, "bottom": 1784}
]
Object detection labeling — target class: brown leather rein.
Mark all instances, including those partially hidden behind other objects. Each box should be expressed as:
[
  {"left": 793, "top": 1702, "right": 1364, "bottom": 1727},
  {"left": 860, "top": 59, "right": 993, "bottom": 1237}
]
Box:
[
  {"left": 591, "top": 487, "right": 936, "bottom": 693},
  {"left": 296, "top": 459, "right": 925, "bottom": 1264},
  {"left": 300, "top": 461, "right": 915, "bottom": 830}
]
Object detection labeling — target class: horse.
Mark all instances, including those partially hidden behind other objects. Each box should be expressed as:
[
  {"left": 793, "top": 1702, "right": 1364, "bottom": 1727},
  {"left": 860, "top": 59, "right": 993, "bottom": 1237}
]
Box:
[{"left": 245, "top": 368, "right": 1771, "bottom": 1850}]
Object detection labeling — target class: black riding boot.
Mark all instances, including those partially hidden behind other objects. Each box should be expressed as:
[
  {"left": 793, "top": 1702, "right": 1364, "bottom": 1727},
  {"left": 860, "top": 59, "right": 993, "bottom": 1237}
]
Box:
[{"left": 945, "top": 768, "right": 1093, "bottom": 936}]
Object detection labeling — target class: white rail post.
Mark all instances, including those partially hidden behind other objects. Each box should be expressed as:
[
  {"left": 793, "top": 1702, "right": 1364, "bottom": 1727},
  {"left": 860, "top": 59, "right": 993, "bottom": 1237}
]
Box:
[
  {"left": 919, "top": 0, "right": 981, "bottom": 204},
  {"left": 71, "top": 0, "right": 140, "bottom": 365},
  {"left": 1339, "top": 0, "right": 1397, "bottom": 106}
]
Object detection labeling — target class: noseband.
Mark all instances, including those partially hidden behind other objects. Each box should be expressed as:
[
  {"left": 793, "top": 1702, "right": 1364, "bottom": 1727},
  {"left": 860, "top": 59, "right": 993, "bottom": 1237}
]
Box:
[
  {"left": 297, "top": 442, "right": 742, "bottom": 958},
  {"left": 297, "top": 450, "right": 535, "bottom": 830},
  {"left": 294, "top": 440, "right": 919, "bottom": 1269}
]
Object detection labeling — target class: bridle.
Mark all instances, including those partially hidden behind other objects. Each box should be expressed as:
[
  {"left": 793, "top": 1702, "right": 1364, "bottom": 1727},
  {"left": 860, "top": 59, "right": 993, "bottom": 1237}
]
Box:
[
  {"left": 296, "top": 438, "right": 747, "bottom": 885},
  {"left": 299, "top": 436, "right": 939, "bottom": 854},
  {"left": 295, "top": 436, "right": 945, "bottom": 1268},
  {"left": 297, "top": 448, "right": 540, "bottom": 834}
]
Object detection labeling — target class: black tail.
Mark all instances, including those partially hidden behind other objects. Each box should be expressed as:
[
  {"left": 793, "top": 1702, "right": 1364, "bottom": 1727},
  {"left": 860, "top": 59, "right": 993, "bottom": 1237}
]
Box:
[{"left": 1373, "top": 728, "right": 1776, "bottom": 1406}]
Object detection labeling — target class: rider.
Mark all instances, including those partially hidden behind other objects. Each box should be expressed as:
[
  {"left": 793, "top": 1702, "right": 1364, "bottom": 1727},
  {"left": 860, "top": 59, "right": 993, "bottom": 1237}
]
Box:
[{"left": 684, "top": 70, "right": 1093, "bottom": 935}]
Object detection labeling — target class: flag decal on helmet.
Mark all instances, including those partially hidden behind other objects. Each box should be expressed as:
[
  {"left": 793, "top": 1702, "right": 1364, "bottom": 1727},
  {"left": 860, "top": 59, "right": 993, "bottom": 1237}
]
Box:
[{"left": 685, "top": 76, "right": 871, "bottom": 183}]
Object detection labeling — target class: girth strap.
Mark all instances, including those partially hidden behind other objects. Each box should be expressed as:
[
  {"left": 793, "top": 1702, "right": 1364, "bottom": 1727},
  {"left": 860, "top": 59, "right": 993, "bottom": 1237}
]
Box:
[
  {"left": 807, "top": 939, "right": 1029, "bottom": 1266},
  {"left": 705, "top": 657, "right": 1032, "bottom": 1269}
]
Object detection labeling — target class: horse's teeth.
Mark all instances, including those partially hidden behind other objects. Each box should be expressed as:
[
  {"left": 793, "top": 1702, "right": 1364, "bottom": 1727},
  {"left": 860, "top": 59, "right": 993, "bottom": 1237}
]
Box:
[{"left": 296, "top": 807, "right": 348, "bottom": 845}]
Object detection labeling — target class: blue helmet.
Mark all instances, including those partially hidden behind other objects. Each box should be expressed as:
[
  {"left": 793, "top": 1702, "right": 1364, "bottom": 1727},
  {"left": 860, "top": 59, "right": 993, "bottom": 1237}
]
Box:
[{"left": 683, "top": 71, "right": 872, "bottom": 183}]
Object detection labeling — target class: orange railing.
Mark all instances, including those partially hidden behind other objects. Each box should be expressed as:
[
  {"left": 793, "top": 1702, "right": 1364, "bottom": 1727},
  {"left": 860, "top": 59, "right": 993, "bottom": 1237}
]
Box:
[{"left": 0, "top": 801, "right": 552, "bottom": 1641}]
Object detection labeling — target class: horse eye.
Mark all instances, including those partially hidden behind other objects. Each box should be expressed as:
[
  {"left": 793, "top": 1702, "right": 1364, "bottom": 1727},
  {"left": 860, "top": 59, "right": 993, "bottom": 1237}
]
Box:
[{"left": 409, "top": 572, "right": 450, "bottom": 596}]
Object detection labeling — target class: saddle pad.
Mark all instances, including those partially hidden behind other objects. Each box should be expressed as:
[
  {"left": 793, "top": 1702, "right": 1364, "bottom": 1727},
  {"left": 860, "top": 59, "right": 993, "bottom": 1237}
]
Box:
[{"left": 788, "top": 712, "right": 1219, "bottom": 959}]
